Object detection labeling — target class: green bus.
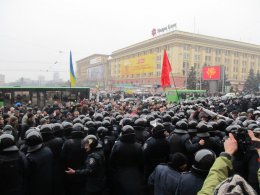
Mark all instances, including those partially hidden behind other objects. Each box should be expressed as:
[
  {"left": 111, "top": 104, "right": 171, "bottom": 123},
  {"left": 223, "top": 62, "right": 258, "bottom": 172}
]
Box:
[
  {"left": 0, "top": 86, "right": 90, "bottom": 108},
  {"left": 166, "top": 89, "right": 207, "bottom": 103}
]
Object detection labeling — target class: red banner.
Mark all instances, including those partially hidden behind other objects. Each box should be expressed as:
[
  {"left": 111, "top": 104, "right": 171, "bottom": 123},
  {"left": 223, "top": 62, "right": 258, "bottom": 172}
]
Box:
[{"left": 202, "top": 66, "right": 221, "bottom": 80}]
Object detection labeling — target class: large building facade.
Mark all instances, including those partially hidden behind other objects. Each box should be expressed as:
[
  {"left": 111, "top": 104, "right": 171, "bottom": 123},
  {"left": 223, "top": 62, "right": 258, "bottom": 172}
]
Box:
[
  {"left": 109, "top": 30, "right": 260, "bottom": 90},
  {"left": 76, "top": 54, "right": 109, "bottom": 88}
]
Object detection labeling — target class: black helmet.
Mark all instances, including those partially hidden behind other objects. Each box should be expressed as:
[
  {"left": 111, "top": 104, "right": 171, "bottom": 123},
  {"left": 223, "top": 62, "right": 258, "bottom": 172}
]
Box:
[
  {"left": 174, "top": 120, "right": 188, "bottom": 134},
  {"left": 73, "top": 118, "right": 83, "bottom": 124},
  {"left": 253, "top": 127, "right": 260, "bottom": 134},
  {"left": 102, "top": 111, "right": 109, "bottom": 117},
  {"left": 167, "top": 111, "right": 175, "bottom": 117},
  {"left": 40, "top": 124, "right": 52, "bottom": 133},
  {"left": 217, "top": 119, "right": 226, "bottom": 131},
  {"left": 25, "top": 131, "right": 43, "bottom": 153},
  {"left": 52, "top": 123, "right": 63, "bottom": 131},
  {"left": 226, "top": 125, "right": 240, "bottom": 133},
  {"left": 192, "top": 149, "right": 216, "bottom": 172},
  {"left": 86, "top": 121, "right": 95, "bottom": 128},
  {"left": 62, "top": 121, "right": 73, "bottom": 129},
  {"left": 121, "top": 125, "right": 135, "bottom": 138},
  {"left": 152, "top": 123, "right": 165, "bottom": 136},
  {"left": 247, "top": 123, "right": 258, "bottom": 130},
  {"left": 79, "top": 115, "right": 86, "bottom": 120},
  {"left": 247, "top": 108, "right": 254, "bottom": 114},
  {"left": 188, "top": 120, "right": 198, "bottom": 133},
  {"left": 163, "top": 114, "right": 172, "bottom": 123},
  {"left": 97, "top": 126, "right": 106, "bottom": 138},
  {"left": 82, "top": 135, "right": 98, "bottom": 149},
  {"left": 73, "top": 123, "right": 84, "bottom": 132},
  {"left": 94, "top": 114, "right": 103, "bottom": 122},
  {"left": 171, "top": 116, "right": 180, "bottom": 125},
  {"left": 3, "top": 125, "right": 14, "bottom": 135},
  {"left": 102, "top": 120, "right": 111, "bottom": 128},
  {"left": 103, "top": 116, "right": 110, "bottom": 122},
  {"left": 242, "top": 120, "right": 256, "bottom": 127},
  {"left": 52, "top": 123, "right": 63, "bottom": 135},
  {"left": 116, "top": 115, "right": 123, "bottom": 122},
  {"left": 142, "top": 109, "right": 149, "bottom": 115},
  {"left": 95, "top": 121, "right": 102, "bottom": 129},
  {"left": 0, "top": 134, "right": 18, "bottom": 152},
  {"left": 197, "top": 122, "right": 209, "bottom": 137},
  {"left": 208, "top": 121, "right": 218, "bottom": 131},
  {"left": 120, "top": 118, "right": 133, "bottom": 127},
  {"left": 253, "top": 110, "right": 260, "bottom": 116},
  {"left": 225, "top": 118, "right": 234, "bottom": 126},
  {"left": 82, "top": 117, "right": 92, "bottom": 125},
  {"left": 134, "top": 118, "right": 147, "bottom": 127},
  {"left": 146, "top": 115, "right": 155, "bottom": 124}
]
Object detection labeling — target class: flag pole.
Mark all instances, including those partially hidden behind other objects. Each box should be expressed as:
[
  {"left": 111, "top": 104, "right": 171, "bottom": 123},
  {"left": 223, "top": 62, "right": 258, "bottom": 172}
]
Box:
[{"left": 170, "top": 71, "right": 180, "bottom": 104}]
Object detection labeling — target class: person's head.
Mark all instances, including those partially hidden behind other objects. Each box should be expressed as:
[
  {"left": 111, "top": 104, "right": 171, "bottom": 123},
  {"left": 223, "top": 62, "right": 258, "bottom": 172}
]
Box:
[
  {"left": 82, "top": 135, "right": 98, "bottom": 152},
  {"left": 168, "top": 153, "right": 188, "bottom": 172},
  {"left": 73, "top": 111, "right": 80, "bottom": 118},
  {"left": 192, "top": 149, "right": 216, "bottom": 173}
]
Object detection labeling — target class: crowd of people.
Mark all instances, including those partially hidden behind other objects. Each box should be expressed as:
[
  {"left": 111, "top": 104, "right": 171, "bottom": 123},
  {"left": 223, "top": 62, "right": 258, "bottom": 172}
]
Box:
[{"left": 0, "top": 95, "right": 260, "bottom": 195}]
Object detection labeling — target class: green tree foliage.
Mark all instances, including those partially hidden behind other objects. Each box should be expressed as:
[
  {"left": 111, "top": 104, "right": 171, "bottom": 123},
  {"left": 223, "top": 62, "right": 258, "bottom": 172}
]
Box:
[
  {"left": 187, "top": 66, "right": 197, "bottom": 89},
  {"left": 244, "top": 69, "right": 258, "bottom": 93}
]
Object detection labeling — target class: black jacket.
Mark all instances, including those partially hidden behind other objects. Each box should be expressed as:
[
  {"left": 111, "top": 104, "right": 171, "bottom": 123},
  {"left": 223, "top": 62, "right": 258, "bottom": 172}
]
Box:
[
  {"left": 75, "top": 147, "right": 106, "bottom": 193},
  {"left": 143, "top": 136, "right": 170, "bottom": 178},
  {"left": 0, "top": 150, "right": 28, "bottom": 195},
  {"left": 26, "top": 146, "right": 53, "bottom": 195},
  {"left": 176, "top": 168, "right": 208, "bottom": 195},
  {"left": 110, "top": 137, "right": 144, "bottom": 195},
  {"left": 148, "top": 164, "right": 181, "bottom": 195}
]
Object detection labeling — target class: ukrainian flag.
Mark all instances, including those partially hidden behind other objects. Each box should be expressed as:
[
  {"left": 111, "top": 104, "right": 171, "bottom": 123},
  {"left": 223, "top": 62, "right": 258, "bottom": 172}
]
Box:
[{"left": 70, "top": 51, "right": 76, "bottom": 87}]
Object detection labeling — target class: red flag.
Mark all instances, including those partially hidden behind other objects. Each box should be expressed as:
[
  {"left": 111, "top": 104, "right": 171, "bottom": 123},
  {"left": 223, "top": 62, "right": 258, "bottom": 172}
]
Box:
[{"left": 161, "top": 49, "right": 172, "bottom": 87}]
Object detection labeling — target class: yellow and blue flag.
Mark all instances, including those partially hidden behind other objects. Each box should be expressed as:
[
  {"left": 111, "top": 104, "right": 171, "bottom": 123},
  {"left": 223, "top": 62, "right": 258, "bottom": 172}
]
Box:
[{"left": 70, "top": 51, "right": 76, "bottom": 87}]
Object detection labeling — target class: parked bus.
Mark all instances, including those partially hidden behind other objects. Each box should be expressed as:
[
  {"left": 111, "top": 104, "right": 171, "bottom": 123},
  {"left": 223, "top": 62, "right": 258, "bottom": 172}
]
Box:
[
  {"left": 166, "top": 89, "right": 207, "bottom": 103},
  {"left": 0, "top": 86, "right": 90, "bottom": 107}
]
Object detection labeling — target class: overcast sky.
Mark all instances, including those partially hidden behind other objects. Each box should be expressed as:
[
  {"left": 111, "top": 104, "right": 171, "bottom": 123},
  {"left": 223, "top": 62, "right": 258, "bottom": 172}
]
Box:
[{"left": 1, "top": 0, "right": 260, "bottom": 82}]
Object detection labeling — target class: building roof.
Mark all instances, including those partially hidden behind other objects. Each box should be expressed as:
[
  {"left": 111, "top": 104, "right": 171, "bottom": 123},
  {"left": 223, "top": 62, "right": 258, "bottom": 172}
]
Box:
[
  {"left": 112, "top": 30, "right": 260, "bottom": 56},
  {"left": 77, "top": 54, "right": 109, "bottom": 63}
]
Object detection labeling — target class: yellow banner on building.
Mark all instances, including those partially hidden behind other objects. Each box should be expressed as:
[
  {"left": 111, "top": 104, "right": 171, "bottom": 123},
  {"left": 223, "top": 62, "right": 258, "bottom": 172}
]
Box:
[{"left": 120, "top": 54, "right": 156, "bottom": 75}]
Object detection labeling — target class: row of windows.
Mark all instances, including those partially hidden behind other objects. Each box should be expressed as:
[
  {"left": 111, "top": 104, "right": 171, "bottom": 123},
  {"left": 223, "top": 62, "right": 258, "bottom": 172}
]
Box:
[{"left": 182, "top": 44, "right": 259, "bottom": 59}]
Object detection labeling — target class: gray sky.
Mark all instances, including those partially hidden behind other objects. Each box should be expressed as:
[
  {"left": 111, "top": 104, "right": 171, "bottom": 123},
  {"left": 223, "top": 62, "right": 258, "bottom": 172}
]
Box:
[{"left": 1, "top": 0, "right": 260, "bottom": 82}]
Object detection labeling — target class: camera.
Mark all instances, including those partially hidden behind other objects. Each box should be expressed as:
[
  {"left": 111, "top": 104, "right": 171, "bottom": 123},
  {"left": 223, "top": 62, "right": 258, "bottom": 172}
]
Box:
[{"left": 231, "top": 127, "right": 252, "bottom": 154}]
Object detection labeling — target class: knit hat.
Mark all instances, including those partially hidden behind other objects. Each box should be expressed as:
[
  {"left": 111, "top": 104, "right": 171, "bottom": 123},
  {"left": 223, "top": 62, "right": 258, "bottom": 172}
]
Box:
[{"left": 214, "top": 174, "right": 257, "bottom": 195}]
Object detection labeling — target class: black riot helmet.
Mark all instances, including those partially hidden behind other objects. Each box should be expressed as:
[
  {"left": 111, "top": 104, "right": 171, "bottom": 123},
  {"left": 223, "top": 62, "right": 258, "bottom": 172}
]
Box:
[
  {"left": 134, "top": 118, "right": 147, "bottom": 127},
  {"left": 73, "top": 118, "right": 83, "bottom": 124},
  {"left": 188, "top": 120, "right": 198, "bottom": 133},
  {"left": 197, "top": 122, "right": 209, "bottom": 138},
  {"left": 174, "top": 120, "right": 188, "bottom": 134},
  {"left": 163, "top": 114, "right": 172, "bottom": 123},
  {"left": 192, "top": 149, "right": 216, "bottom": 172},
  {"left": 94, "top": 114, "right": 103, "bottom": 122},
  {"left": 120, "top": 125, "right": 135, "bottom": 142},
  {"left": 86, "top": 121, "right": 95, "bottom": 128},
  {"left": 0, "top": 134, "right": 18, "bottom": 152},
  {"left": 82, "top": 135, "right": 98, "bottom": 150},
  {"left": 25, "top": 131, "right": 43, "bottom": 153}
]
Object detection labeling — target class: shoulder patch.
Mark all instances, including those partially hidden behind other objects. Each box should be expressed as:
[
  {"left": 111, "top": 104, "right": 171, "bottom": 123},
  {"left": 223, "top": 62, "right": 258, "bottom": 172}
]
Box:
[
  {"left": 89, "top": 157, "right": 96, "bottom": 165},
  {"left": 143, "top": 143, "right": 148, "bottom": 150}
]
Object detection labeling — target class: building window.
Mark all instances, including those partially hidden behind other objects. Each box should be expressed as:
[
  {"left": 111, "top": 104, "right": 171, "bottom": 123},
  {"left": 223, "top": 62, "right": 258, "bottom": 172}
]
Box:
[
  {"left": 194, "top": 55, "right": 200, "bottom": 61},
  {"left": 233, "top": 60, "right": 239, "bottom": 64},
  {"left": 157, "top": 56, "right": 161, "bottom": 61},
  {"left": 183, "top": 53, "right": 190, "bottom": 60},
  {"left": 205, "top": 56, "right": 211, "bottom": 62},
  {"left": 205, "top": 47, "right": 211, "bottom": 53},
  {"left": 215, "top": 57, "right": 221, "bottom": 63},
  {"left": 183, "top": 44, "right": 190, "bottom": 51},
  {"left": 194, "top": 46, "right": 200, "bottom": 52},
  {"left": 215, "top": 49, "right": 221, "bottom": 55},
  {"left": 157, "top": 64, "right": 161, "bottom": 69},
  {"left": 234, "top": 52, "right": 239, "bottom": 57}
]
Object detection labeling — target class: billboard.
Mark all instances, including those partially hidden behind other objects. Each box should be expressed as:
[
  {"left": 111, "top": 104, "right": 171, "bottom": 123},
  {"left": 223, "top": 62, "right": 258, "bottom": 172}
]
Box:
[
  {"left": 202, "top": 66, "right": 221, "bottom": 80},
  {"left": 87, "top": 65, "right": 104, "bottom": 81},
  {"left": 120, "top": 54, "right": 156, "bottom": 75}
]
